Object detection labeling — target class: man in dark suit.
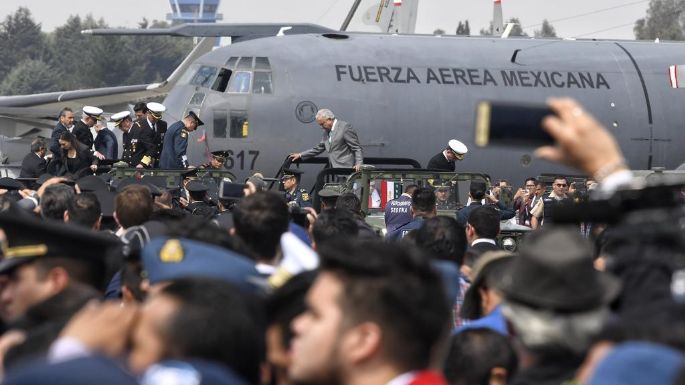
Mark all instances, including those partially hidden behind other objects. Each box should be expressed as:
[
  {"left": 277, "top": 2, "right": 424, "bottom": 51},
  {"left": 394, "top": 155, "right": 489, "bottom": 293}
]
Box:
[
  {"left": 289, "top": 109, "right": 363, "bottom": 171},
  {"left": 427, "top": 139, "right": 468, "bottom": 171},
  {"left": 463, "top": 205, "right": 501, "bottom": 278},
  {"left": 94, "top": 125, "right": 118, "bottom": 160},
  {"left": 49, "top": 107, "right": 74, "bottom": 159},
  {"left": 111, "top": 111, "right": 155, "bottom": 168},
  {"left": 20, "top": 138, "right": 47, "bottom": 178},
  {"left": 72, "top": 106, "right": 104, "bottom": 151},
  {"left": 457, "top": 180, "right": 515, "bottom": 227}
]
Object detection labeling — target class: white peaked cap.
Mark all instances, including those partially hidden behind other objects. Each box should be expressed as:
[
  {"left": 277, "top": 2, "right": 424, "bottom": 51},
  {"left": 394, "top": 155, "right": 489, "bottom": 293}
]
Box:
[
  {"left": 82, "top": 106, "right": 103, "bottom": 117},
  {"left": 146, "top": 102, "right": 166, "bottom": 113},
  {"left": 110, "top": 111, "right": 131, "bottom": 122},
  {"left": 448, "top": 139, "right": 468, "bottom": 155}
]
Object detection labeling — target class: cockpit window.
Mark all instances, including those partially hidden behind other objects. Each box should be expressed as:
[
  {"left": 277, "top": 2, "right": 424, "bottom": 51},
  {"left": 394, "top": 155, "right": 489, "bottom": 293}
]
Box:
[
  {"left": 225, "top": 57, "right": 238, "bottom": 67},
  {"left": 237, "top": 57, "right": 253, "bottom": 69},
  {"left": 227, "top": 71, "right": 251, "bottom": 93},
  {"left": 211, "top": 68, "right": 232, "bottom": 92},
  {"left": 213, "top": 109, "right": 227, "bottom": 138},
  {"left": 179, "top": 64, "right": 200, "bottom": 85},
  {"left": 255, "top": 57, "right": 271, "bottom": 70},
  {"left": 253, "top": 72, "right": 273, "bottom": 94},
  {"left": 188, "top": 92, "right": 206, "bottom": 107},
  {"left": 189, "top": 66, "right": 218, "bottom": 88}
]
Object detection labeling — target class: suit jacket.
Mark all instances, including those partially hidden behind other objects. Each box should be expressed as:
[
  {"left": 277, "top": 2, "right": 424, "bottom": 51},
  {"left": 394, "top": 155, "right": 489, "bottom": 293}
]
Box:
[
  {"left": 49, "top": 122, "right": 69, "bottom": 158},
  {"left": 122, "top": 121, "right": 155, "bottom": 167},
  {"left": 456, "top": 201, "right": 516, "bottom": 226},
  {"left": 427, "top": 151, "right": 455, "bottom": 171},
  {"left": 300, "top": 119, "right": 363, "bottom": 168},
  {"left": 464, "top": 240, "right": 500, "bottom": 264},
  {"left": 137, "top": 118, "right": 168, "bottom": 159},
  {"left": 72, "top": 120, "right": 94, "bottom": 150},
  {"left": 19, "top": 152, "right": 46, "bottom": 178},
  {"left": 94, "top": 128, "right": 119, "bottom": 160}
]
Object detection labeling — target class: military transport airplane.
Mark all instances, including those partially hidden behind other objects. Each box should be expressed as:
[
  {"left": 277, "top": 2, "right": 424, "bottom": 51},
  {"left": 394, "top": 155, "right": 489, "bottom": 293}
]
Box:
[
  {"left": 0, "top": 1, "right": 683, "bottom": 186},
  {"left": 124, "top": 30, "right": 685, "bottom": 184}
]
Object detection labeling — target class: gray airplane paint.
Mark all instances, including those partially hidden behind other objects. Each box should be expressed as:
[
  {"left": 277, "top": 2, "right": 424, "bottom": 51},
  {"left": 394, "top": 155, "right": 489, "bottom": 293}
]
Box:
[{"left": 165, "top": 33, "right": 684, "bottom": 185}]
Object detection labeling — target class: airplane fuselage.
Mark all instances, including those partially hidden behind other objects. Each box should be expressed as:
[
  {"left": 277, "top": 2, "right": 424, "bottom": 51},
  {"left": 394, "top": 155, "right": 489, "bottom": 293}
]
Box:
[{"left": 164, "top": 33, "right": 685, "bottom": 185}]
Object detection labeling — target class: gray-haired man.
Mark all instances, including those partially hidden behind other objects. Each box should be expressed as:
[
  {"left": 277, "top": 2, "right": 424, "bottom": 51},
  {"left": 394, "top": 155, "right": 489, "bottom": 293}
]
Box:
[{"left": 289, "top": 109, "right": 364, "bottom": 171}]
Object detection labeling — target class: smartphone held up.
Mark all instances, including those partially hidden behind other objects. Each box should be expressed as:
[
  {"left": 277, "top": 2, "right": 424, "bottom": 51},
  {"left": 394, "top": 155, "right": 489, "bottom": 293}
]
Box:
[{"left": 475, "top": 101, "right": 557, "bottom": 148}]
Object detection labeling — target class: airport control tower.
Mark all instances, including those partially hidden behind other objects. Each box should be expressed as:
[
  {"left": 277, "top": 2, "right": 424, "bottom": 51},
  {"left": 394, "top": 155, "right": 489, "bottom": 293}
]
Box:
[{"left": 167, "top": 0, "right": 223, "bottom": 24}]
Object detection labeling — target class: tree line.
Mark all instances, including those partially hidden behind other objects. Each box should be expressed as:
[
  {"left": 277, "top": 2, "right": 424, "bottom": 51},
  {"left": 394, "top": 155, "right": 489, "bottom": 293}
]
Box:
[
  {"left": 443, "top": 0, "right": 685, "bottom": 41},
  {"left": 0, "top": 7, "right": 193, "bottom": 96}
]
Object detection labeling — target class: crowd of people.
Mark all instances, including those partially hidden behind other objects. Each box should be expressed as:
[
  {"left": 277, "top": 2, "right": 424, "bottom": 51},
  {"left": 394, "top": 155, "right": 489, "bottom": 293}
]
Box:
[
  {"left": 0, "top": 98, "right": 683, "bottom": 385},
  {"left": 19, "top": 102, "right": 207, "bottom": 180}
]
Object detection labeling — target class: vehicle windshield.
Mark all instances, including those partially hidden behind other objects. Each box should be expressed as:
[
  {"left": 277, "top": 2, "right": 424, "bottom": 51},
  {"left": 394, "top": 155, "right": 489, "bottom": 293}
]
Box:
[{"left": 343, "top": 170, "right": 490, "bottom": 215}]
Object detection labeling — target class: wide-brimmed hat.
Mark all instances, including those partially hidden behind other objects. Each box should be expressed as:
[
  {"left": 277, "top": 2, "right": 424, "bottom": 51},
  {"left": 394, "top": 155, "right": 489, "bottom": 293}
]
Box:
[
  {"left": 461, "top": 250, "right": 514, "bottom": 320},
  {"left": 497, "top": 226, "right": 620, "bottom": 312}
]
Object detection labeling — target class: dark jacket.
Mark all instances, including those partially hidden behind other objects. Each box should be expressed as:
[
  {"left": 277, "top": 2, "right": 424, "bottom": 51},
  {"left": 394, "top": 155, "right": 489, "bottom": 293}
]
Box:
[
  {"left": 56, "top": 142, "right": 97, "bottom": 178},
  {"left": 122, "top": 121, "right": 155, "bottom": 167},
  {"left": 386, "top": 217, "right": 425, "bottom": 241},
  {"left": 464, "top": 240, "right": 500, "bottom": 264},
  {"left": 49, "top": 122, "right": 69, "bottom": 158},
  {"left": 384, "top": 194, "right": 413, "bottom": 233},
  {"left": 160, "top": 121, "right": 190, "bottom": 169},
  {"left": 137, "top": 118, "right": 168, "bottom": 160},
  {"left": 72, "top": 120, "right": 94, "bottom": 150},
  {"left": 510, "top": 352, "right": 584, "bottom": 385},
  {"left": 19, "top": 152, "right": 46, "bottom": 178},
  {"left": 4, "top": 284, "right": 99, "bottom": 372},
  {"left": 94, "top": 128, "right": 119, "bottom": 160},
  {"left": 427, "top": 152, "right": 455, "bottom": 171},
  {"left": 456, "top": 201, "right": 516, "bottom": 227}
]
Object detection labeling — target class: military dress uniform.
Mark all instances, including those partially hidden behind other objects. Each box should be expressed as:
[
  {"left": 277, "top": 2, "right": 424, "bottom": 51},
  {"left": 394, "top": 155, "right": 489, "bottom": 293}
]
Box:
[
  {"left": 285, "top": 188, "right": 312, "bottom": 208},
  {"left": 72, "top": 106, "right": 105, "bottom": 150},
  {"left": 122, "top": 120, "right": 155, "bottom": 168},
  {"left": 72, "top": 120, "right": 94, "bottom": 150},
  {"left": 426, "top": 139, "right": 468, "bottom": 171},
  {"left": 200, "top": 150, "right": 229, "bottom": 170},
  {"left": 281, "top": 168, "right": 312, "bottom": 208},
  {"left": 436, "top": 200, "right": 457, "bottom": 210},
  {"left": 160, "top": 121, "right": 191, "bottom": 169},
  {"left": 141, "top": 102, "right": 168, "bottom": 166},
  {"left": 184, "top": 180, "right": 218, "bottom": 218}
]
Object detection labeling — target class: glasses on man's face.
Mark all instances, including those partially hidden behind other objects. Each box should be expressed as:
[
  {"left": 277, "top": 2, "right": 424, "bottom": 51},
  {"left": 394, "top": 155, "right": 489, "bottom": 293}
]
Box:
[{"left": 555, "top": 183, "right": 568, "bottom": 187}]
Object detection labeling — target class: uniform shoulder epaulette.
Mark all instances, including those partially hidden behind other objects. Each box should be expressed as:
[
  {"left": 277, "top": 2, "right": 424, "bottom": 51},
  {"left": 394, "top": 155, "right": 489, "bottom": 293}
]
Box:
[{"left": 180, "top": 129, "right": 188, "bottom": 139}]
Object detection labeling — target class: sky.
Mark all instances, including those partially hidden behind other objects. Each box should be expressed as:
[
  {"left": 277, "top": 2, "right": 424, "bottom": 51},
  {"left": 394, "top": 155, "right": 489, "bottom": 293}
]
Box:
[{"left": 0, "top": 0, "right": 650, "bottom": 40}]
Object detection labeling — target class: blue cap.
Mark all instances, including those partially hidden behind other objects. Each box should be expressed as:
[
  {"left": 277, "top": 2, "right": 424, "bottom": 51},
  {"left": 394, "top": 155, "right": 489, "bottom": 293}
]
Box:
[
  {"left": 588, "top": 342, "right": 685, "bottom": 385},
  {"left": 3, "top": 356, "right": 137, "bottom": 385},
  {"left": 142, "top": 238, "right": 262, "bottom": 293}
]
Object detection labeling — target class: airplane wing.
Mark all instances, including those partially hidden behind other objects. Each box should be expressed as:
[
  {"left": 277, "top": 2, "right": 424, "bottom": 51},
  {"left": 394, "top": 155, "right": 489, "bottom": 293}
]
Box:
[
  {"left": 82, "top": 23, "right": 335, "bottom": 43},
  {"left": 0, "top": 23, "right": 337, "bottom": 113},
  {"left": 0, "top": 36, "right": 216, "bottom": 111}
]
